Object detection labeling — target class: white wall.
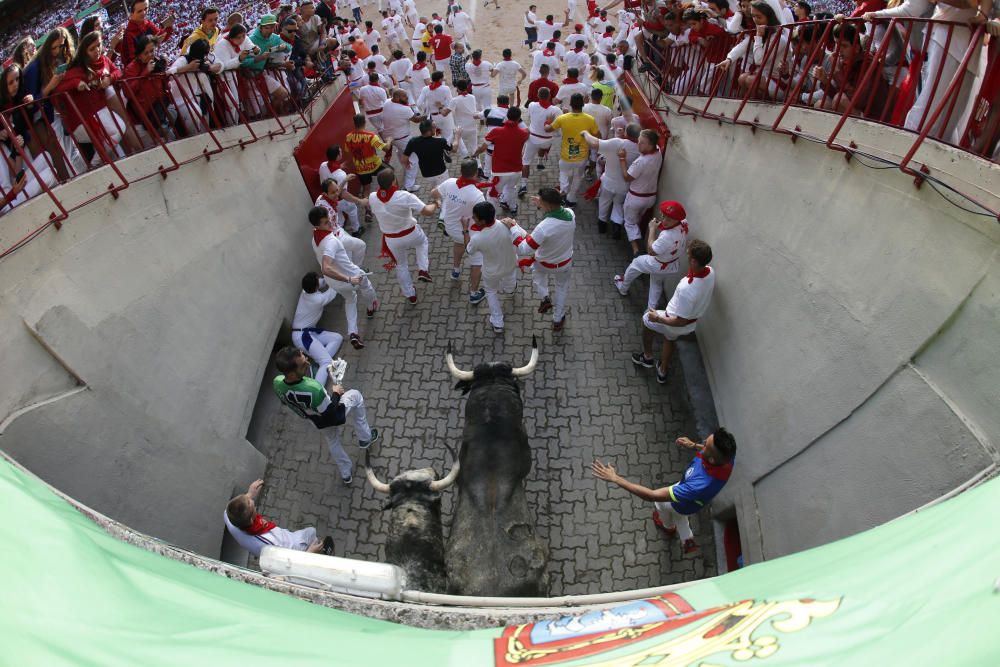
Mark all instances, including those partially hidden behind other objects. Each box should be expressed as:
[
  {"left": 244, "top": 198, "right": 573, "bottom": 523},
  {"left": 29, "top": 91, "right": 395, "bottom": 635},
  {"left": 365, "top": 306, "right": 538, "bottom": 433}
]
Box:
[
  {"left": 659, "top": 105, "right": 999, "bottom": 561},
  {"left": 0, "top": 123, "right": 315, "bottom": 555}
]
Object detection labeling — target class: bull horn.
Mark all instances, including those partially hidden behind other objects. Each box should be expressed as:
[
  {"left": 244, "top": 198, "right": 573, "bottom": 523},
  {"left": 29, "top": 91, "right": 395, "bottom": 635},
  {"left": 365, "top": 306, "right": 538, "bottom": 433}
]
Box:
[
  {"left": 364, "top": 451, "right": 391, "bottom": 494},
  {"left": 511, "top": 335, "right": 540, "bottom": 378},
  {"left": 445, "top": 341, "right": 474, "bottom": 381},
  {"left": 429, "top": 443, "right": 460, "bottom": 492}
]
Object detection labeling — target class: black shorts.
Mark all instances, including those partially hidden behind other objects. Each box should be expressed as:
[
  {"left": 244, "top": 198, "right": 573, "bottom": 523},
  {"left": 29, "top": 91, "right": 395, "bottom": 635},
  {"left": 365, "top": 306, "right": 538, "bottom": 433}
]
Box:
[{"left": 358, "top": 162, "right": 387, "bottom": 185}]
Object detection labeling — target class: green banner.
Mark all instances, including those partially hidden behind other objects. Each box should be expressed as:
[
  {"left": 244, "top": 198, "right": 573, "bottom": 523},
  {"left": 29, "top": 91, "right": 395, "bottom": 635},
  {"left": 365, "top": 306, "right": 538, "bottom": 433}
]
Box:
[{"left": 1, "top": 455, "right": 997, "bottom": 665}]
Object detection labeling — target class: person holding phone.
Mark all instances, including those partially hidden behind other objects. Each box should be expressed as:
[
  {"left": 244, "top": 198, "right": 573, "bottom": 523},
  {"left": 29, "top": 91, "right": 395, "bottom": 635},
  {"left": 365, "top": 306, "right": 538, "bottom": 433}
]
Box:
[{"left": 116, "top": 0, "right": 175, "bottom": 68}]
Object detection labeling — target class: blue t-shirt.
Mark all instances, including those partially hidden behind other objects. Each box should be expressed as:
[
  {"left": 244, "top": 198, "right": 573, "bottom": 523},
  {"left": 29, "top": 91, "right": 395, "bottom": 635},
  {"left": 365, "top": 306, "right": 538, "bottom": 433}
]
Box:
[{"left": 669, "top": 453, "right": 733, "bottom": 515}]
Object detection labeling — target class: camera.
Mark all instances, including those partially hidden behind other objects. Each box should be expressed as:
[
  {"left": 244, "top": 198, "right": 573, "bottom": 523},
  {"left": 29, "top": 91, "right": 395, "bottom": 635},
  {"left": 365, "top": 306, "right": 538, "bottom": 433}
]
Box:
[
  {"left": 198, "top": 60, "right": 212, "bottom": 73},
  {"left": 152, "top": 56, "right": 168, "bottom": 73}
]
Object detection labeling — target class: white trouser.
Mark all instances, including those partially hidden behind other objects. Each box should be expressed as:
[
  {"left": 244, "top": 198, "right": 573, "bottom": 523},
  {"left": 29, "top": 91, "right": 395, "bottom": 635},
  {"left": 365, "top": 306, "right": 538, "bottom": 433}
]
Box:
[
  {"left": 497, "top": 86, "right": 517, "bottom": 103},
  {"left": 385, "top": 225, "right": 430, "bottom": 297},
  {"left": 322, "top": 388, "right": 372, "bottom": 479},
  {"left": 532, "top": 262, "right": 572, "bottom": 321},
  {"left": 365, "top": 110, "right": 385, "bottom": 134},
  {"left": 483, "top": 268, "right": 518, "bottom": 328},
  {"left": 339, "top": 201, "right": 361, "bottom": 233},
  {"left": 623, "top": 193, "right": 656, "bottom": 242},
  {"left": 643, "top": 309, "right": 697, "bottom": 340},
  {"left": 434, "top": 58, "right": 450, "bottom": 72},
  {"left": 567, "top": 0, "right": 578, "bottom": 20},
  {"left": 391, "top": 135, "right": 419, "bottom": 189},
  {"left": 431, "top": 111, "right": 454, "bottom": 138},
  {"left": 598, "top": 186, "right": 627, "bottom": 225},
  {"left": 653, "top": 501, "right": 694, "bottom": 541},
  {"left": 337, "top": 228, "right": 366, "bottom": 265},
  {"left": 291, "top": 328, "right": 344, "bottom": 387},
  {"left": 326, "top": 274, "right": 378, "bottom": 334},
  {"left": 522, "top": 136, "right": 553, "bottom": 166},
  {"left": 621, "top": 255, "right": 679, "bottom": 310},
  {"left": 904, "top": 36, "right": 975, "bottom": 139},
  {"left": 456, "top": 123, "right": 478, "bottom": 158},
  {"left": 71, "top": 108, "right": 125, "bottom": 162},
  {"left": 0, "top": 152, "right": 57, "bottom": 212},
  {"left": 471, "top": 84, "right": 491, "bottom": 110},
  {"left": 559, "top": 159, "right": 587, "bottom": 203},
  {"left": 495, "top": 171, "right": 521, "bottom": 207}
]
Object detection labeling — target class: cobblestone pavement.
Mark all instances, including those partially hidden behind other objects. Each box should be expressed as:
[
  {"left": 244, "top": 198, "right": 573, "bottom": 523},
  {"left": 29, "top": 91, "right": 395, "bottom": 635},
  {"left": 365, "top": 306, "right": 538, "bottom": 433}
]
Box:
[{"left": 252, "top": 151, "right": 718, "bottom": 595}]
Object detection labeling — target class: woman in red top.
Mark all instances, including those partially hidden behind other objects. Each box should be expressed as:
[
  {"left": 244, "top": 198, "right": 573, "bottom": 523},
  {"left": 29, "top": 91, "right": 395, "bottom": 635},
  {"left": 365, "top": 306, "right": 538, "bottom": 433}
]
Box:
[
  {"left": 55, "top": 32, "right": 142, "bottom": 163},
  {"left": 121, "top": 35, "right": 176, "bottom": 148}
]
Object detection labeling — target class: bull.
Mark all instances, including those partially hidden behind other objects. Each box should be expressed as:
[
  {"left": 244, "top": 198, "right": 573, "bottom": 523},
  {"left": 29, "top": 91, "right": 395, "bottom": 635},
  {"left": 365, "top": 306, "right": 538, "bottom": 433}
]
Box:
[
  {"left": 364, "top": 449, "right": 459, "bottom": 593},
  {"left": 444, "top": 337, "right": 549, "bottom": 597}
]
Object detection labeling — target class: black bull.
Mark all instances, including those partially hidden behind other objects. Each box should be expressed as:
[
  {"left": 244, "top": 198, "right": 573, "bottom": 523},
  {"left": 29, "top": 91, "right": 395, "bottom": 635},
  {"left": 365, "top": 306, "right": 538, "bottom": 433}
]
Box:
[{"left": 445, "top": 339, "right": 549, "bottom": 597}]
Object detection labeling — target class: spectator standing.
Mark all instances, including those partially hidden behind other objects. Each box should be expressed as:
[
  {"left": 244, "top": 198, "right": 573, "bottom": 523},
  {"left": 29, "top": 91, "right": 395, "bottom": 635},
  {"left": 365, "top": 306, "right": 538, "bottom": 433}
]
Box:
[
  {"left": 0, "top": 64, "right": 57, "bottom": 212},
  {"left": 546, "top": 93, "right": 599, "bottom": 207},
  {"left": 466, "top": 201, "right": 519, "bottom": 334},
  {"left": 10, "top": 37, "right": 36, "bottom": 68},
  {"left": 272, "top": 346, "right": 380, "bottom": 485},
  {"left": 633, "top": 240, "right": 716, "bottom": 384},
  {"left": 224, "top": 479, "right": 331, "bottom": 556},
  {"left": 167, "top": 38, "right": 222, "bottom": 136},
  {"left": 121, "top": 35, "right": 175, "bottom": 146},
  {"left": 591, "top": 428, "right": 737, "bottom": 554},
  {"left": 21, "top": 27, "right": 75, "bottom": 181},
  {"left": 117, "top": 0, "right": 176, "bottom": 68},
  {"left": 247, "top": 15, "right": 292, "bottom": 108},
  {"left": 181, "top": 7, "right": 222, "bottom": 56},
  {"left": 505, "top": 188, "right": 577, "bottom": 331}
]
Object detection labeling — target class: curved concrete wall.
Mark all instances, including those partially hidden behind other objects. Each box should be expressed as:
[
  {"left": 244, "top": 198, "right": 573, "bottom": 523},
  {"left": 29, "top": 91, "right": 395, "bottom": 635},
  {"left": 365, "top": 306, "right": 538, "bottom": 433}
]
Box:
[
  {"left": 0, "top": 121, "right": 314, "bottom": 555},
  {"left": 658, "top": 103, "right": 1000, "bottom": 561}
]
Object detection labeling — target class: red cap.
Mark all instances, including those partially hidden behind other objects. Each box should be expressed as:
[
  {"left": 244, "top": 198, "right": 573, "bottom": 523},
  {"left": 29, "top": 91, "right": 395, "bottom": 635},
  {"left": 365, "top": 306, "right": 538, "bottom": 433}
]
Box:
[
  {"left": 575, "top": 23, "right": 583, "bottom": 30},
  {"left": 659, "top": 200, "right": 686, "bottom": 220}
]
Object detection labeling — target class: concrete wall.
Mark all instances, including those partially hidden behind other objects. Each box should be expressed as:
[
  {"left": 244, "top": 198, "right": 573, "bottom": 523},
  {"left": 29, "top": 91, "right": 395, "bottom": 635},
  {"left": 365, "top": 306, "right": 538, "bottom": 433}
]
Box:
[
  {"left": 659, "top": 102, "right": 1000, "bottom": 561},
  {"left": 0, "top": 120, "right": 316, "bottom": 556}
]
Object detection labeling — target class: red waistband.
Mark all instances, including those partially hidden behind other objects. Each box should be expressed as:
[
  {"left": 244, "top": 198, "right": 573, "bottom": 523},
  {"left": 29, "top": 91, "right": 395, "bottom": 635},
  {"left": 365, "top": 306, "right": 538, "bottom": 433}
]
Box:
[
  {"left": 628, "top": 189, "right": 657, "bottom": 197},
  {"left": 659, "top": 257, "right": 679, "bottom": 270},
  {"left": 366, "top": 108, "right": 383, "bottom": 114},
  {"left": 471, "top": 81, "right": 488, "bottom": 86},
  {"left": 540, "top": 256, "right": 572, "bottom": 269},
  {"left": 530, "top": 131, "right": 552, "bottom": 139},
  {"left": 384, "top": 225, "right": 416, "bottom": 238}
]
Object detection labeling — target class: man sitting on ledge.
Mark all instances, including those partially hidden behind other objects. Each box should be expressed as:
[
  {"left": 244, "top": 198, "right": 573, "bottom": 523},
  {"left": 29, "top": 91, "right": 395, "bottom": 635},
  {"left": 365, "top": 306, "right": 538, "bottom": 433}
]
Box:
[{"left": 224, "top": 479, "right": 333, "bottom": 557}]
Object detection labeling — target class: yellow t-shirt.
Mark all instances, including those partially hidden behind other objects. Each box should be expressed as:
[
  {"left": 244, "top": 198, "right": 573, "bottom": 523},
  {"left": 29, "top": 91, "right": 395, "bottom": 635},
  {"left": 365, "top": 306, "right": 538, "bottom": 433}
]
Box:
[
  {"left": 421, "top": 29, "right": 434, "bottom": 54},
  {"left": 549, "top": 112, "right": 599, "bottom": 163},
  {"left": 344, "top": 130, "right": 387, "bottom": 174}
]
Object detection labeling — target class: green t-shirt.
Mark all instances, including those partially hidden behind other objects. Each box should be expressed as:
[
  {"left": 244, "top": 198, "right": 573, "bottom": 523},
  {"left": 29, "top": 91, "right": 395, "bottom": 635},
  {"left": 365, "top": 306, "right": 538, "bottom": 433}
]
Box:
[{"left": 273, "top": 375, "right": 333, "bottom": 420}]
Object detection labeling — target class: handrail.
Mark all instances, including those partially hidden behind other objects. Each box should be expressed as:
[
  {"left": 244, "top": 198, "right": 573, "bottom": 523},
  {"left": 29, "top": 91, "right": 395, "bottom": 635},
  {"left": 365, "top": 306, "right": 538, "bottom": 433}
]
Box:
[
  {"left": 0, "top": 67, "right": 337, "bottom": 259},
  {"left": 638, "top": 17, "right": 1000, "bottom": 217}
]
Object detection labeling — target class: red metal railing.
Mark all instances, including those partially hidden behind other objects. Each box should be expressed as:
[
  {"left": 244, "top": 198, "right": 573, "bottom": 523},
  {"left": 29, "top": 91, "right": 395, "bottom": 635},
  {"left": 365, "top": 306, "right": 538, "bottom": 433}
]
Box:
[
  {"left": 0, "top": 66, "right": 334, "bottom": 258},
  {"left": 638, "top": 17, "right": 999, "bottom": 214}
]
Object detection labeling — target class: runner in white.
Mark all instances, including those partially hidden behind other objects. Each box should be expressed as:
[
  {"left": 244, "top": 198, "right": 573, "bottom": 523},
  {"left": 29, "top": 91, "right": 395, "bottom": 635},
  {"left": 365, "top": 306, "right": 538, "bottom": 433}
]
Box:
[
  {"left": 492, "top": 49, "right": 527, "bottom": 104},
  {"left": 534, "top": 10, "right": 570, "bottom": 44},
  {"left": 308, "top": 205, "right": 380, "bottom": 350},
  {"left": 580, "top": 123, "right": 639, "bottom": 236},
  {"left": 317, "top": 146, "right": 362, "bottom": 235},
  {"left": 315, "top": 178, "right": 368, "bottom": 267},
  {"left": 408, "top": 51, "right": 431, "bottom": 106},
  {"left": 449, "top": 80, "right": 480, "bottom": 161},
  {"left": 554, "top": 67, "right": 590, "bottom": 111},
  {"left": 417, "top": 71, "right": 455, "bottom": 144},
  {"left": 451, "top": 5, "right": 473, "bottom": 49},
  {"left": 290, "top": 271, "right": 344, "bottom": 387},
  {"left": 430, "top": 160, "right": 489, "bottom": 304},
  {"left": 563, "top": 37, "right": 590, "bottom": 80},
  {"left": 388, "top": 49, "right": 413, "bottom": 88},
  {"left": 522, "top": 88, "right": 561, "bottom": 174},
  {"left": 381, "top": 88, "right": 422, "bottom": 190},
  {"left": 614, "top": 200, "right": 690, "bottom": 309},
  {"left": 345, "top": 168, "right": 440, "bottom": 303},
  {"left": 467, "top": 201, "right": 519, "bottom": 333},
  {"left": 529, "top": 42, "right": 561, "bottom": 80},
  {"left": 358, "top": 73, "right": 389, "bottom": 133},
  {"left": 621, "top": 128, "right": 664, "bottom": 255},
  {"left": 410, "top": 17, "right": 427, "bottom": 56},
  {"left": 464, "top": 50, "right": 494, "bottom": 111}
]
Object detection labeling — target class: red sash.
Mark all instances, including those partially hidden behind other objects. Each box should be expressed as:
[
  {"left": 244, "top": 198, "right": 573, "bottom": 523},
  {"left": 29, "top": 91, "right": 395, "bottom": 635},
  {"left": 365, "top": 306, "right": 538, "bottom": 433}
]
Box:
[{"left": 243, "top": 514, "right": 276, "bottom": 535}]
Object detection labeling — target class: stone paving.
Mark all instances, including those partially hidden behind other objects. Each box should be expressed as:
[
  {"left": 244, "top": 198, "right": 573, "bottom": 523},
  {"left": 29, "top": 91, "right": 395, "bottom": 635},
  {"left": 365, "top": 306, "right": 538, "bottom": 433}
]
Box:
[{"left": 251, "top": 150, "right": 717, "bottom": 595}]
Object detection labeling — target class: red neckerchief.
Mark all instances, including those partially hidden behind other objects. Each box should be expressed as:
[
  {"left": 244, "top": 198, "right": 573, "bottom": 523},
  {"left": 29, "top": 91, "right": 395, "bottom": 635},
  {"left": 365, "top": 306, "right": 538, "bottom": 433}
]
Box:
[
  {"left": 472, "top": 58, "right": 481, "bottom": 66},
  {"left": 281, "top": 34, "right": 295, "bottom": 45},
  {"left": 313, "top": 228, "right": 334, "bottom": 245},
  {"left": 658, "top": 219, "right": 687, "bottom": 234},
  {"left": 350, "top": 56, "right": 359, "bottom": 64},
  {"left": 538, "top": 98, "right": 552, "bottom": 109},
  {"left": 687, "top": 266, "right": 711, "bottom": 283},
  {"left": 603, "top": 30, "right": 613, "bottom": 38},
  {"left": 226, "top": 37, "right": 242, "bottom": 50},
  {"left": 459, "top": 89, "right": 469, "bottom": 95},
  {"left": 563, "top": 77, "right": 578, "bottom": 84},
  {"left": 502, "top": 119, "right": 518, "bottom": 127},
  {"left": 498, "top": 104, "right": 508, "bottom": 109},
  {"left": 326, "top": 159, "right": 342, "bottom": 173},
  {"left": 376, "top": 185, "right": 398, "bottom": 202},
  {"left": 697, "top": 452, "right": 733, "bottom": 481},
  {"left": 543, "top": 48, "right": 554, "bottom": 57},
  {"left": 429, "top": 80, "right": 442, "bottom": 90},
  {"left": 573, "top": 46, "right": 583, "bottom": 53},
  {"left": 366, "top": 26, "right": 373, "bottom": 33},
  {"left": 545, "top": 18, "right": 553, "bottom": 25},
  {"left": 455, "top": 176, "right": 479, "bottom": 188},
  {"left": 243, "top": 514, "right": 277, "bottom": 535},
  {"left": 321, "top": 193, "right": 340, "bottom": 211},
  {"left": 413, "top": 61, "right": 427, "bottom": 70},
  {"left": 608, "top": 63, "right": 618, "bottom": 71},
  {"left": 503, "top": 54, "right": 512, "bottom": 61}
]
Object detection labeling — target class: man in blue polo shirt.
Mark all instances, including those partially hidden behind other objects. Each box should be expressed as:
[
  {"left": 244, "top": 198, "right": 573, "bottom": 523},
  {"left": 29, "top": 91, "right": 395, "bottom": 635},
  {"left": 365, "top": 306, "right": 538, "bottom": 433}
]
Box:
[{"left": 592, "top": 428, "right": 737, "bottom": 554}]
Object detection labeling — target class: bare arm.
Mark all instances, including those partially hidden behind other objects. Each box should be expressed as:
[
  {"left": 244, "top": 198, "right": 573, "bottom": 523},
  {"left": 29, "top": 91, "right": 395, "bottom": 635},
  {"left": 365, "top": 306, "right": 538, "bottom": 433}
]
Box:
[
  {"left": 646, "top": 308, "right": 695, "bottom": 327},
  {"left": 580, "top": 130, "right": 600, "bottom": 149},
  {"left": 323, "top": 255, "right": 362, "bottom": 284},
  {"left": 591, "top": 460, "right": 673, "bottom": 502}
]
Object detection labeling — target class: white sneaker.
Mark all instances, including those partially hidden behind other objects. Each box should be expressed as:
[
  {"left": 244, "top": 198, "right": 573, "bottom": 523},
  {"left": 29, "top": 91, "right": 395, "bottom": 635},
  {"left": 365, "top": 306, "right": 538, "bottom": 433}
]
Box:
[{"left": 613, "top": 275, "right": 628, "bottom": 296}]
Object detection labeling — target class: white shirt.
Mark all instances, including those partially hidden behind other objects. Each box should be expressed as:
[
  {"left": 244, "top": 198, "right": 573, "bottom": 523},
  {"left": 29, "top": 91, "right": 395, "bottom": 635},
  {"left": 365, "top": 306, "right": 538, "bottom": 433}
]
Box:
[
  {"left": 527, "top": 102, "right": 561, "bottom": 138},
  {"left": 666, "top": 268, "right": 716, "bottom": 320},
  {"left": 598, "top": 138, "right": 639, "bottom": 193},
  {"left": 564, "top": 49, "right": 590, "bottom": 76},
  {"left": 314, "top": 193, "right": 347, "bottom": 229},
  {"left": 437, "top": 178, "right": 485, "bottom": 228},
  {"left": 313, "top": 230, "right": 360, "bottom": 280},
  {"left": 530, "top": 50, "right": 560, "bottom": 79},
  {"left": 223, "top": 512, "right": 311, "bottom": 557},
  {"left": 382, "top": 100, "right": 415, "bottom": 140},
  {"left": 563, "top": 33, "right": 587, "bottom": 48},
  {"left": 213, "top": 37, "right": 248, "bottom": 71},
  {"left": 409, "top": 64, "right": 431, "bottom": 94},
  {"left": 419, "top": 83, "right": 453, "bottom": 117},
  {"left": 369, "top": 189, "right": 425, "bottom": 234},
  {"left": 362, "top": 29, "right": 380, "bottom": 49},
  {"left": 555, "top": 81, "right": 590, "bottom": 108},
  {"left": 448, "top": 93, "right": 479, "bottom": 128},
  {"left": 650, "top": 222, "right": 688, "bottom": 270},
  {"left": 523, "top": 10, "right": 537, "bottom": 28},
  {"left": 464, "top": 59, "right": 493, "bottom": 85},
  {"left": 467, "top": 221, "right": 517, "bottom": 277},
  {"left": 584, "top": 102, "right": 614, "bottom": 137},
  {"left": 452, "top": 10, "right": 472, "bottom": 33},
  {"left": 388, "top": 57, "right": 412, "bottom": 86},
  {"left": 610, "top": 114, "right": 638, "bottom": 138},
  {"left": 292, "top": 287, "right": 338, "bottom": 329},
  {"left": 358, "top": 83, "right": 388, "bottom": 113},
  {"left": 493, "top": 59, "right": 523, "bottom": 90},
  {"left": 535, "top": 20, "right": 564, "bottom": 43},
  {"left": 627, "top": 151, "right": 663, "bottom": 195},
  {"left": 318, "top": 164, "right": 348, "bottom": 186},
  {"left": 365, "top": 53, "right": 389, "bottom": 75},
  {"left": 411, "top": 21, "right": 427, "bottom": 41},
  {"left": 513, "top": 209, "right": 576, "bottom": 264}
]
